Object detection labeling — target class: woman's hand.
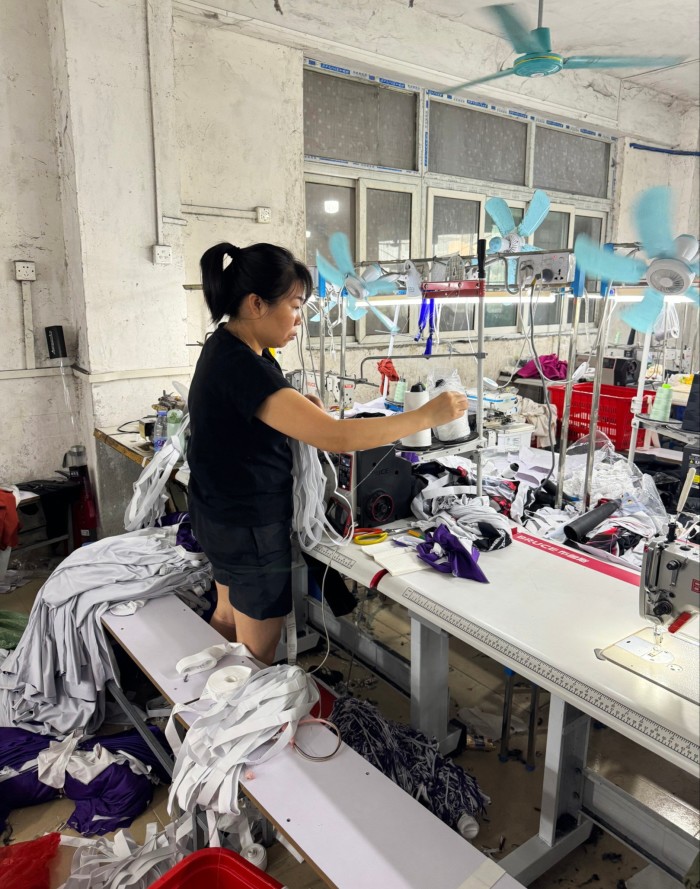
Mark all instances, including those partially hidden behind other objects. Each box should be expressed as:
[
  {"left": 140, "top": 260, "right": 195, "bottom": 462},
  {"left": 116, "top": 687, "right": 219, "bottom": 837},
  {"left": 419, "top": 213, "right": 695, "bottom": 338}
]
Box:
[
  {"left": 304, "top": 393, "right": 325, "bottom": 410},
  {"left": 421, "top": 391, "right": 468, "bottom": 427}
]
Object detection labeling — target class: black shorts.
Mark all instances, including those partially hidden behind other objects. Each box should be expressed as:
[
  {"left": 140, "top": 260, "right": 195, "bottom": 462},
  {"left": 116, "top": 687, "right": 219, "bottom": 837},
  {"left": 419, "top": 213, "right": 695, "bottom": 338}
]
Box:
[{"left": 190, "top": 509, "right": 292, "bottom": 620}]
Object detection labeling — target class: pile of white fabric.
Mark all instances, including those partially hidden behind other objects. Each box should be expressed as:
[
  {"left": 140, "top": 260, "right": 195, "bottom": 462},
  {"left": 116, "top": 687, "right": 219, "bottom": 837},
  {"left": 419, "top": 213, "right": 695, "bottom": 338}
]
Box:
[
  {"left": 0, "top": 527, "right": 211, "bottom": 736},
  {"left": 166, "top": 664, "right": 319, "bottom": 827}
]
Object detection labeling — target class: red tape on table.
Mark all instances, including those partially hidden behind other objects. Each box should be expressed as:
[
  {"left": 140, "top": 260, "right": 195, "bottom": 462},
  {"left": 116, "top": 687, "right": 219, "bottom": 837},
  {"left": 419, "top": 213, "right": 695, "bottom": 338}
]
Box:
[{"left": 512, "top": 528, "right": 639, "bottom": 586}]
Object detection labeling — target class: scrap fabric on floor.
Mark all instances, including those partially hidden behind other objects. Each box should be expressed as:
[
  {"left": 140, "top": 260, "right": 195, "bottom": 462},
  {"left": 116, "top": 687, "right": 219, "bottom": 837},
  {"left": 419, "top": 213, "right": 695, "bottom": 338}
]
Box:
[
  {"left": 330, "top": 696, "right": 489, "bottom": 828},
  {"left": 0, "top": 726, "right": 170, "bottom": 837},
  {"left": 0, "top": 527, "right": 211, "bottom": 736}
]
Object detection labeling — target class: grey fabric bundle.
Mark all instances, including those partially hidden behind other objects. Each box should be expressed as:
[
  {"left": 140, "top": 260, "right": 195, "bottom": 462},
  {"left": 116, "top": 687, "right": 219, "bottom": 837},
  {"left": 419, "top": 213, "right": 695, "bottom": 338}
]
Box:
[{"left": 0, "top": 527, "right": 211, "bottom": 736}]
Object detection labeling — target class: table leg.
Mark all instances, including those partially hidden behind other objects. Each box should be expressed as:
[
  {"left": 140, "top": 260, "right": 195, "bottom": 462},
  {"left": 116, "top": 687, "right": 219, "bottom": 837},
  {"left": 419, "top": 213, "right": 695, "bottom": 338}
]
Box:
[
  {"left": 410, "top": 615, "right": 461, "bottom": 754},
  {"left": 500, "top": 695, "right": 592, "bottom": 884}
]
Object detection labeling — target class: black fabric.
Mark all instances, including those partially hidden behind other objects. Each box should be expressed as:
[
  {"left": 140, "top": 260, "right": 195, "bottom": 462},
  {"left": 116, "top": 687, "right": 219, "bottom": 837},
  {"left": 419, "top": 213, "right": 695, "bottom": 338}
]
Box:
[
  {"left": 681, "top": 374, "right": 700, "bottom": 433},
  {"left": 303, "top": 553, "right": 359, "bottom": 617},
  {"left": 187, "top": 326, "right": 294, "bottom": 526},
  {"left": 189, "top": 506, "right": 292, "bottom": 620}
]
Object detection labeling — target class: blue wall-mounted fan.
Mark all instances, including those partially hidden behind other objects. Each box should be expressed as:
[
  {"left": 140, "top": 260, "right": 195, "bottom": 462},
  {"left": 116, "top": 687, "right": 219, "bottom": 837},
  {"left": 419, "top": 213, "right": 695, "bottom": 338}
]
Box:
[
  {"left": 452, "top": 3, "right": 683, "bottom": 91},
  {"left": 485, "top": 189, "right": 550, "bottom": 284},
  {"left": 574, "top": 187, "right": 699, "bottom": 333},
  {"left": 316, "top": 233, "right": 399, "bottom": 332}
]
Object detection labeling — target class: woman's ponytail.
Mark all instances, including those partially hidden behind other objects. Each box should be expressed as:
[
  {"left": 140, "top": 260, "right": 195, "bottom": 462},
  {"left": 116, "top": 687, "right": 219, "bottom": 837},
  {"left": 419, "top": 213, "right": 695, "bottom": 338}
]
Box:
[{"left": 200, "top": 242, "right": 239, "bottom": 323}]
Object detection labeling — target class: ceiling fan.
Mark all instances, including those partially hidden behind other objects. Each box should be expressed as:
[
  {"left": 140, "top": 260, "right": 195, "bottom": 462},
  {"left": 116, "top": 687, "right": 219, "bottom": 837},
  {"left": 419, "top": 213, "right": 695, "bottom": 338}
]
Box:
[{"left": 452, "top": 2, "right": 683, "bottom": 91}]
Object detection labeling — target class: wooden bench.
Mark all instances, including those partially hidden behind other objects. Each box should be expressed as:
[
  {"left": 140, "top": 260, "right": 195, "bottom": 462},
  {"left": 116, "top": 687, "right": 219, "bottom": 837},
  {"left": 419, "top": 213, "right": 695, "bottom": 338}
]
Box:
[{"left": 103, "top": 595, "right": 525, "bottom": 889}]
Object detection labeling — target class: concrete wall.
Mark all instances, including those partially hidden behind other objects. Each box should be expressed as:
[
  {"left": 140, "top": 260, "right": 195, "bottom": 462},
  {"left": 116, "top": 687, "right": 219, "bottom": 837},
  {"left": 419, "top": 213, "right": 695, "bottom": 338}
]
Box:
[{"left": 1, "top": 0, "right": 698, "bottom": 528}]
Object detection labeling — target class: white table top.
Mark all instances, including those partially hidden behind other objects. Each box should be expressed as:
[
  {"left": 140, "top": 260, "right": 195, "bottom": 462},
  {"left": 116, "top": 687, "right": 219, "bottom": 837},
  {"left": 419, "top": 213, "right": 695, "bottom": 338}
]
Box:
[
  {"left": 308, "top": 531, "right": 700, "bottom": 776},
  {"left": 103, "top": 597, "right": 523, "bottom": 889}
]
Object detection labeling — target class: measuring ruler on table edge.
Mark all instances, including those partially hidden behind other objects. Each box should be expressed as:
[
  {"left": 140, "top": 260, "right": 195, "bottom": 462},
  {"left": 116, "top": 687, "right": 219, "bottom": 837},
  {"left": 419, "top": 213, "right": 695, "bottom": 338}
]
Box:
[{"left": 402, "top": 587, "right": 700, "bottom": 768}]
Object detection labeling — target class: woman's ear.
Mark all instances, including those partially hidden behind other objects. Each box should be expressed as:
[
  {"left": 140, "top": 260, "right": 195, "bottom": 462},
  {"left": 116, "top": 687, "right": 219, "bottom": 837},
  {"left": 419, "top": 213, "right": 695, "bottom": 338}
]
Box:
[{"left": 241, "top": 292, "right": 264, "bottom": 318}]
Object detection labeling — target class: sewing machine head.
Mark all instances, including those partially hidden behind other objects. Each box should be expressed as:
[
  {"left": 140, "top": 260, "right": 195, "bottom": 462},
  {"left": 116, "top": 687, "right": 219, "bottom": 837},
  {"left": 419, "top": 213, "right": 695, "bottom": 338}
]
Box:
[{"left": 640, "top": 534, "right": 700, "bottom": 632}]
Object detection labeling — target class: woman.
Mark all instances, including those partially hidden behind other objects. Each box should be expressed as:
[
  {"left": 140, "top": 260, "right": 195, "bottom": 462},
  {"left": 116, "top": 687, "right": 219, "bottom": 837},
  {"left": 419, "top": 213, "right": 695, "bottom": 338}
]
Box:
[{"left": 187, "top": 242, "right": 467, "bottom": 665}]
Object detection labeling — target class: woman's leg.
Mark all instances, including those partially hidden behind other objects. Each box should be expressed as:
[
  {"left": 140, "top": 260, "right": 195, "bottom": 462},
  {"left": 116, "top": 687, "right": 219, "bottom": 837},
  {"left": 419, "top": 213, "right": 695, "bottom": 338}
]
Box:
[
  {"left": 209, "top": 581, "right": 237, "bottom": 641},
  {"left": 231, "top": 607, "right": 284, "bottom": 666}
]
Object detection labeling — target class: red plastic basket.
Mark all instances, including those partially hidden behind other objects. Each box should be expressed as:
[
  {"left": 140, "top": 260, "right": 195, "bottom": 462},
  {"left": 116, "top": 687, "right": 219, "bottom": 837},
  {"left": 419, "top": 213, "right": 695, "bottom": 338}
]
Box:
[
  {"left": 150, "top": 849, "right": 284, "bottom": 889},
  {"left": 548, "top": 383, "right": 656, "bottom": 451}
]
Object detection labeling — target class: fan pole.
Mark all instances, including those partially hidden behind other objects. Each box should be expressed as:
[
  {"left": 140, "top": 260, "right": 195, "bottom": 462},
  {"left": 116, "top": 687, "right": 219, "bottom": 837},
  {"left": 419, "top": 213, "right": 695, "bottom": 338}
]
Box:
[
  {"left": 627, "top": 329, "right": 652, "bottom": 464},
  {"left": 339, "top": 294, "right": 348, "bottom": 419},
  {"left": 582, "top": 298, "right": 614, "bottom": 509},
  {"left": 555, "top": 295, "right": 581, "bottom": 508},
  {"left": 538, "top": 0, "right": 544, "bottom": 29},
  {"left": 318, "top": 296, "right": 327, "bottom": 409}
]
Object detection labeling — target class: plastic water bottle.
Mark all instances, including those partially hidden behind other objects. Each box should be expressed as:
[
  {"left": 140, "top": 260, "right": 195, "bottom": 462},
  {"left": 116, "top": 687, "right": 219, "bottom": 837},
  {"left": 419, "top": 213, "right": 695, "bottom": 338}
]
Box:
[
  {"left": 153, "top": 410, "right": 168, "bottom": 452},
  {"left": 650, "top": 383, "right": 673, "bottom": 422},
  {"left": 166, "top": 408, "right": 183, "bottom": 446}
]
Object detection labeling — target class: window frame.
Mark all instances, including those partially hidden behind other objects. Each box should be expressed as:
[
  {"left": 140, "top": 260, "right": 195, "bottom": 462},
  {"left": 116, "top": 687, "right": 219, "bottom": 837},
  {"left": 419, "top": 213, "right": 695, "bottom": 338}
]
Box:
[{"left": 303, "top": 61, "right": 615, "bottom": 342}]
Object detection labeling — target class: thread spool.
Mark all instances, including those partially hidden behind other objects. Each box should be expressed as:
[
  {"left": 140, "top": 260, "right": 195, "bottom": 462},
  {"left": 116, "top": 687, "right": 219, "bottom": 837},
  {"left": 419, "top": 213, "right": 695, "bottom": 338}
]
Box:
[
  {"left": 394, "top": 378, "right": 407, "bottom": 405},
  {"left": 242, "top": 843, "right": 268, "bottom": 871},
  {"left": 401, "top": 383, "right": 431, "bottom": 448},
  {"left": 203, "top": 665, "right": 252, "bottom": 700},
  {"left": 649, "top": 383, "right": 673, "bottom": 422}
]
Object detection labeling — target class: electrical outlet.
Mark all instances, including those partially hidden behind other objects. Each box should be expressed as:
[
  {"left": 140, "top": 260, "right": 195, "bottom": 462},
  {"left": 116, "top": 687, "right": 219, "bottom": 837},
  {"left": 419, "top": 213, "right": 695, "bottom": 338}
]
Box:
[
  {"left": 517, "top": 252, "right": 576, "bottom": 286},
  {"left": 14, "top": 260, "right": 36, "bottom": 281},
  {"left": 153, "top": 245, "right": 172, "bottom": 265},
  {"left": 255, "top": 206, "right": 272, "bottom": 224}
]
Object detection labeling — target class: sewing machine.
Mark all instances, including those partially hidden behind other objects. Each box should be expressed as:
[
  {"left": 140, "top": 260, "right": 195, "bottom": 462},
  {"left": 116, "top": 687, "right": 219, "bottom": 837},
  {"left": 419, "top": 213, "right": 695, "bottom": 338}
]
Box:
[
  {"left": 640, "top": 534, "right": 700, "bottom": 632},
  {"left": 600, "top": 469, "right": 700, "bottom": 704}
]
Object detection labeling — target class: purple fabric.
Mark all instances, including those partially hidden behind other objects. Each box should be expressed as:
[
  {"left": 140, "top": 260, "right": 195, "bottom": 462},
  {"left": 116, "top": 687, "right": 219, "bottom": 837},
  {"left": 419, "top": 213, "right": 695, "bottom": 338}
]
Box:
[
  {"left": 517, "top": 353, "right": 568, "bottom": 380},
  {"left": 416, "top": 525, "right": 489, "bottom": 583},
  {"left": 156, "top": 512, "right": 203, "bottom": 553},
  {"left": 0, "top": 728, "right": 59, "bottom": 832},
  {"left": 0, "top": 727, "right": 171, "bottom": 836},
  {"left": 65, "top": 766, "right": 154, "bottom": 835}
]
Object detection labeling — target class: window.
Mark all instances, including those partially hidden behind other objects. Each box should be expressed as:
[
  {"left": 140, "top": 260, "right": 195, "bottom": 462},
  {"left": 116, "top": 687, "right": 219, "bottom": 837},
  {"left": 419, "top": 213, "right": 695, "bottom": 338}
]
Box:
[
  {"left": 304, "top": 63, "right": 613, "bottom": 342},
  {"left": 428, "top": 101, "right": 527, "bottom": 186},
  {"left": 304, "top": 180, "right": 356, "bottom": 336},
  {"left": 534, "top": 127, "right": 610, "bottom": 199},
  {"left": 531, "top": 210, "right": 570, "bottom": 326},
  {"left": 484, "top": 206, "right": 524, "bottom": 330},
  {"left": 362, "top": 188, "right": 413, "bottom": 337},
  {"left": 569, "top": 214, "right": 605, "bottom": 322},
  {"left": 303, "top": 70, "right": 417, "bottom": 171}
]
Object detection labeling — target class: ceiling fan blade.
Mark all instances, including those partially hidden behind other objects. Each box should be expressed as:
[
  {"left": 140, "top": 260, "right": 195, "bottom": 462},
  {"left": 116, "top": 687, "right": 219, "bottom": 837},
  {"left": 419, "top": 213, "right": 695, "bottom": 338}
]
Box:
[
  {"left": 450, "top": 68, "right": 516, "bottom": 92},
  {"left": 485, "top": 197, "right": 516, "bottom": 237},
  {"left": 518, "top": 190, "right": 550, "bottom": 237},
  {"left": 574, "top": 235, "right": 646, "bottom": 284},
  {"left": 488, "top": 4, "right": 549, "bottom": 53},
  {"left": 633, "top": 187, "right": 676, "bottom": 259},
  {"left": 563, "top": 55, "right": 683, "bottom": 69},
  {"left": 316, "top": 251, "right": 346, "bottom": 288},
  {"left": 619, "top": 288, "right": 665, "bottom": 334},
  {"left": 328, "top": 232, "right": 357, "bottom": 277}
]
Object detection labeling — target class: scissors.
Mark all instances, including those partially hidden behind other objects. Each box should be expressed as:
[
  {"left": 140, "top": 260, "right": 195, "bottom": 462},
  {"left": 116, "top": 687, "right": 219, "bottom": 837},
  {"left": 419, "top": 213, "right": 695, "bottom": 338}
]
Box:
[{"left": 352, "top": 527, "right": 389, "bottom": 546}]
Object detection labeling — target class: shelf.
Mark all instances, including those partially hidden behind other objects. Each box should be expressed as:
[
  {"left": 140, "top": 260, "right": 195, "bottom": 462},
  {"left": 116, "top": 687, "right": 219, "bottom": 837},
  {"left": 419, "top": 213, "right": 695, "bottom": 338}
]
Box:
[{"left": 635, "top": 417, "right": 700, "bottom": 446}]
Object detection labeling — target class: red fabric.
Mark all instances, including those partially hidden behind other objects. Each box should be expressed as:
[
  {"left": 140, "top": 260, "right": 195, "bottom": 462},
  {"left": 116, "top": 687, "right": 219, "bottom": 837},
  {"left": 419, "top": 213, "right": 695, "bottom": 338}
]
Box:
[
  {"left": 0, "top": 490, "right": 20, "bottom": 549},
  {"left": 377, "top": 358, "right": 399, "bottom": 393},
  {"left": 0, "top": 832, "right": 61, "bottom": 889}
]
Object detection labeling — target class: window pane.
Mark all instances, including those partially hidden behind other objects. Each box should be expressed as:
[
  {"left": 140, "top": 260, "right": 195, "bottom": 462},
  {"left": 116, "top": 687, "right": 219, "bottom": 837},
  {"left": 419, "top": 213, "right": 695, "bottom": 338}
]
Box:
[
  {"left": 573, "top": 215, "right": 603, "bottom": 292},
  {"left": 485, "top": 207, "right": 522, "bottom": 328},
  {"left": 431, "top": 197, "right": 479, "bottom": 257},
  {"left": 364, "top": 189, "right": 411, "bottom": 336},
  {"left": 428, "top": 102, "right": 527, "bottom": 185},
  {"left": 305, "top": 181, "right": 355, "bottom": 337},
  {"left": 304, "top": 70, "right": 417, "bottom": 171},
  {"left": 534, "top": 127, "right": 610, "bottom": 199},
  {"left": 531, "top": 210, "right": 569, "bottom": 326}
]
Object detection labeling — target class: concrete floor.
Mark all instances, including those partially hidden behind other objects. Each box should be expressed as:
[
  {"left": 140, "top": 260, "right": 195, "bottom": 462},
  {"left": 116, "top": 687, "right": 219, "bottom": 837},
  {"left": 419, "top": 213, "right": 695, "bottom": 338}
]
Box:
[{"left": 2, "top": 579, "right": 697, "bottom": 889}]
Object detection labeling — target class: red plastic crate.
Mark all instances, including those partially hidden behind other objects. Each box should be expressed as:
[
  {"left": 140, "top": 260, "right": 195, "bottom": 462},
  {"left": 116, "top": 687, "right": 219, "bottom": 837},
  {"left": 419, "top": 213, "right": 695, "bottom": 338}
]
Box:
[
  {"left": 548, "top": 383, "right": 656, "bottom": 451},
  {"left": 150, "top": 849, "right": 284, "bottom": 889}
]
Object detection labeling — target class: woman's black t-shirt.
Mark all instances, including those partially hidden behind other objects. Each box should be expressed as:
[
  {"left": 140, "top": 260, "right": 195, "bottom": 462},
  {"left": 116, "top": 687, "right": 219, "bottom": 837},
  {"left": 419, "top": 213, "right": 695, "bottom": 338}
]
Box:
[{"left": 187, "top": 326, "right": 294, "bottom": 526}]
